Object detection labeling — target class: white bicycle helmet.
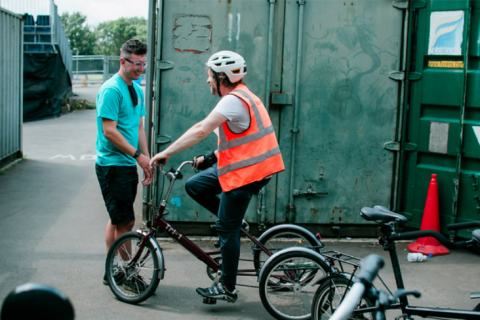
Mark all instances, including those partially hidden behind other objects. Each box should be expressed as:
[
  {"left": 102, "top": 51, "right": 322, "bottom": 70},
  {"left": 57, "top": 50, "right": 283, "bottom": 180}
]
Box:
[{"left": 206, "top": 50, "right": 247, "bottom": 83}]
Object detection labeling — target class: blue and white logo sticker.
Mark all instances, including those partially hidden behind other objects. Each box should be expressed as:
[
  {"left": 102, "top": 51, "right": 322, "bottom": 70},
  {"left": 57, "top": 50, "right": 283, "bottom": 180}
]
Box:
[{"left": 428, "top": 11, "right": 464, "bottom": 55}]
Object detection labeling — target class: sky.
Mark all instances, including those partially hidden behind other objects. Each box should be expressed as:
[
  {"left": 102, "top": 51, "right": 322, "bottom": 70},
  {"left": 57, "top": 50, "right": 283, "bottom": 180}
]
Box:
[
  {"left": 54, "top": 0, "right": 149, "bottom": 26},
  {"left": 0, "top": 0, "right": 149, "bottom": 27}
]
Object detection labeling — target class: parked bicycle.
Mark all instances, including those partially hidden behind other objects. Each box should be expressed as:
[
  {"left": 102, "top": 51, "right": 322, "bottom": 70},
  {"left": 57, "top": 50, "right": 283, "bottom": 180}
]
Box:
[
  {"left": 329, "top": 254, "right": 421, "bottom": 320},
  {"left": 311, "top": 205, "right": 480, "bottom": 320},
  {"left": 104, "top": 160, "right": 332, "bottom": 320}
]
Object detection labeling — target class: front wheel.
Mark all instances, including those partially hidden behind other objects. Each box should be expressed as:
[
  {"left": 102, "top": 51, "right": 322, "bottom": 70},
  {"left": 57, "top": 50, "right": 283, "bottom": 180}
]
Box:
[
  {"left": 311, "top": 276, "right": 375, "bottom": 320},
  {"left": 259, "top": 250, "right": 330, "bottom": 320},
  {"left": 105, "top": 232, "right": 161, "bottom": 304}
]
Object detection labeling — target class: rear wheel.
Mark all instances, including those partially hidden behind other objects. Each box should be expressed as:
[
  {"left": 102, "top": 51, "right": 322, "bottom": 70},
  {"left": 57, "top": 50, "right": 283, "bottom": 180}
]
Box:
[
  {"left": 259, "top": 250, "right": 330, "bottom": 320},
  {"left": 105, "top": 232, "right": 161, "bottom": 304},
  {"left": 253, "top": 228, "right": 321, "bottom": 271},
  {"left": 311, "top": 276, "right": 375, "bottom": 320}
]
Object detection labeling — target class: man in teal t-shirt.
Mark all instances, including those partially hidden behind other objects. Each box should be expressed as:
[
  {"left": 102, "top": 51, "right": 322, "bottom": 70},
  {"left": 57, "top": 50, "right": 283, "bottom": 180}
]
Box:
[{"left": 95, "top": 39, "right": 153, "bottom": 290}]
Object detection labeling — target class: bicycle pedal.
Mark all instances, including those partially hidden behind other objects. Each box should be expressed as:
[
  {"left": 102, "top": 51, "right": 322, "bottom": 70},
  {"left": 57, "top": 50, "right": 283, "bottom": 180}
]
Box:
[{"left": 203, "top": 297, "right": 217, "bottom": 304}]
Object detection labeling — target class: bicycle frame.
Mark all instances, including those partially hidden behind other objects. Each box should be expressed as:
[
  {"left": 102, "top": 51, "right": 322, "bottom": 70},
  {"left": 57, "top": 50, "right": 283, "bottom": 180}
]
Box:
[
  {"left": 128, "top": 161, "right": 273, "bottom": 280},
  {"left": 379, "top": 222, "right": 480, "bottom": 320}
]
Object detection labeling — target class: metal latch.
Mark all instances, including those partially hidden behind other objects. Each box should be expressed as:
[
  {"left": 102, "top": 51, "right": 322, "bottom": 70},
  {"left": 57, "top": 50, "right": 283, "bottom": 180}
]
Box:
[{"left": 293, "top": 185, "right": 328, "bottom": 200}]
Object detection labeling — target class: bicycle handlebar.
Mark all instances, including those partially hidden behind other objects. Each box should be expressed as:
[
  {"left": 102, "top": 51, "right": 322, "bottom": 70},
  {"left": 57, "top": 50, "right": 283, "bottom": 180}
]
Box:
[
  {"left": 157, "top": 160, "right": 194, "bottom": 177},
  {"left": 446, "top": 221, "right": 480, "bottom": 231},
  {"left": 357, "top": 254, "right": 385, "bottom": 284},
  {"left": 330, "top": 254, "right": 384, "bottom": 320},
  {"left": 390, "top": 230, "right": 469, "bottom": 249},
  {"left": 330, "top": 282, "right": 367, "bottom": 320}
]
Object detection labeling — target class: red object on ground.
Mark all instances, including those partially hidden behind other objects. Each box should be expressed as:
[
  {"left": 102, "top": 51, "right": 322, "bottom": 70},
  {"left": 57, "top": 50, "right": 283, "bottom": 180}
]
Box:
[{"left": 407, "top": 174, "right": 450, "bottom": 256}]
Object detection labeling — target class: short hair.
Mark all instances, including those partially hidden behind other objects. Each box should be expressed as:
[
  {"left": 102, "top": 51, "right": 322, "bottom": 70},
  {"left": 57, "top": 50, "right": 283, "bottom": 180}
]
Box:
[
  {"left": 120, "top": 39, "right": 147, "bottom": 57},
  {"left": 209, "top": 69, "right": 244, "bottom": 89}
]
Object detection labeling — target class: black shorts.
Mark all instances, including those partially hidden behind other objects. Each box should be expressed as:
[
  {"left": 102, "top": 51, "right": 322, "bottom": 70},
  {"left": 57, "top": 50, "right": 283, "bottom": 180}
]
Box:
[{"left": 95, "top": 164, "right": 138, "bottom": 225}]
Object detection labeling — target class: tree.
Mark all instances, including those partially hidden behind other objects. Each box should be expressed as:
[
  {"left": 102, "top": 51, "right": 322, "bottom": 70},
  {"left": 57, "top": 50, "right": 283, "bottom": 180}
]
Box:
[
  {"left": 61, "top": 12, "right": 97, "bottom": 55},
  {"left": 94, "top": 17, "right": 147, "bottom": 56}
]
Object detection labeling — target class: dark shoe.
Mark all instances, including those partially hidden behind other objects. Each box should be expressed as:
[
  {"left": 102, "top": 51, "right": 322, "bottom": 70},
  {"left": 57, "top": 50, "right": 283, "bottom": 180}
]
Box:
[
  {"left": 196, "top": 284, "right": 238, "bottom": 303},
  {"left": 103, "top": 269, "right": 125, "bottom": 285},
  {"left": 214, "top": 239, "right": 221, "bottom": 248},
  {"left": 124, "top": 276, "right": 147, "bottom": 294}
]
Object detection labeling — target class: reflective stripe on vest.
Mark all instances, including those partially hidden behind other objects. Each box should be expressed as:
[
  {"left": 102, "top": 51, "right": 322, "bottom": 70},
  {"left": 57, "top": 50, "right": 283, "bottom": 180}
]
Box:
[{"left": 218, "top": 146, "right": 281, "bottom": 176}]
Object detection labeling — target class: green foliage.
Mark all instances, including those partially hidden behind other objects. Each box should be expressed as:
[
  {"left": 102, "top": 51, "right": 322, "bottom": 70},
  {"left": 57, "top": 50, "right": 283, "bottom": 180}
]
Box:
[
  {"left": 61, "top": 12, "right": 96, "bottom": 55},
  {"left": 60, "top": 13, "right": 148, "bottom": 56}
]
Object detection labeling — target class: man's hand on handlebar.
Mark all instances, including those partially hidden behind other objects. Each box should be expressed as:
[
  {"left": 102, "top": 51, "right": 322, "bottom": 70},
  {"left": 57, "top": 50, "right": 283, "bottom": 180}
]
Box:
[
  {"left": 193, "top": 150, "right": 218, "bottom": 170},
  {"left": 149, "top": 152, "right": 170, "bottom": 168}
]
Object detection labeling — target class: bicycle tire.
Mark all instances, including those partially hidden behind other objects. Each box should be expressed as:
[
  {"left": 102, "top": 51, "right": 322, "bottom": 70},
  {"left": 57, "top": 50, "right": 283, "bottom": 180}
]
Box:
[
  {"left": 259, "top": 250, "right": 330, "bottom": 320},
  {"left": 253, "top": 226, "right": 321, "bottom": 271},
  {"left": 311, "top": 275, "right": 375, "bottom": 320},
  {"left": 105, "top": 232, "right": 161, "bottom": 304}
]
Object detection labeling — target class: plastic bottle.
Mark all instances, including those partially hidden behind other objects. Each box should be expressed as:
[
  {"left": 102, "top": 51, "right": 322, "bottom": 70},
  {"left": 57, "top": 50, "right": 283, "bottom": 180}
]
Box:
[{"left": 407, "top": 252, "right": 428, "bottom": 262}]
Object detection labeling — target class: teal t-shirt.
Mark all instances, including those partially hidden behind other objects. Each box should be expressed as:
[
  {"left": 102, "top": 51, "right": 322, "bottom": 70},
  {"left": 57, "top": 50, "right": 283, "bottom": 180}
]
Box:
[{"left": 95, "top": 73, "right": 146, "bottom": 166}]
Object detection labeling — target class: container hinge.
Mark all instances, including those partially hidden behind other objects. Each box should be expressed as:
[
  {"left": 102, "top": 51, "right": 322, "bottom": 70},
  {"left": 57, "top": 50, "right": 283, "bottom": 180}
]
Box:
[
  {"left": 388, "top": 71, "right": 404, "bottom": 81},
  {"left": 392, "top": 1, "right": 408, "bottom": 9},
  {"left": 470, "top": 174, "right": 479, "bottom": 191},
  {"left": 388, "top": 71, "right": 422, "bottom": 81},
  {"left": 157, "top": 60, "right": 174, "bottom": 70},
  {"left": 411, "top": 0, "right": 426, "bottom": 9},
  {"left": 155, "top": 134, "right": 172, "bottom": 145},
  {"left": 271, "top": 93, "right": 293, "bottom": 106},
  {"left": 384, "top": 141, "right": 417, "bottom": 152},
  {"left": 285, "top": 204, "right": 296, "bottom": 223},
  {"left": 408, "top": 72, "right": 422, "bottom": 81},
  {"left": 393, "top": 0, "right": 426, "bottom": 9},
  {"left": 293, "top": 185, "right": 328, "bottom": 200}
]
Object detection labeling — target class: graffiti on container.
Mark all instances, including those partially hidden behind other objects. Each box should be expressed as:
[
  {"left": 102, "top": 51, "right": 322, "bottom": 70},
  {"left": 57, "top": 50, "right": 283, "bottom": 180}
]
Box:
[{"left": 173, "top": 15, "right": 212, "bottom": 54}]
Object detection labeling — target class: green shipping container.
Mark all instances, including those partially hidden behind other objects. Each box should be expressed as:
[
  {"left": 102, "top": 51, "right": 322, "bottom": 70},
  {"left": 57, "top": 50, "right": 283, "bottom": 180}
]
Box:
[{"left": 142, "top": 0, "right": 480, "bottom": 238}]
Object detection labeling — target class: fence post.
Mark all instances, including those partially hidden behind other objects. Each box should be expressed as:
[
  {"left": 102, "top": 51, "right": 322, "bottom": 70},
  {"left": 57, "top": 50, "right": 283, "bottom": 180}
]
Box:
[{"left": 103, "top": 56, "right": 109, "bottom": 83}]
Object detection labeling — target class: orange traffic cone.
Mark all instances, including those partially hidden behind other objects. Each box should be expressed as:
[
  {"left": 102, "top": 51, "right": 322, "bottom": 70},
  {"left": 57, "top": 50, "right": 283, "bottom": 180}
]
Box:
[{"left": 407, "top": 174, "right": 450, "bottom": 256}]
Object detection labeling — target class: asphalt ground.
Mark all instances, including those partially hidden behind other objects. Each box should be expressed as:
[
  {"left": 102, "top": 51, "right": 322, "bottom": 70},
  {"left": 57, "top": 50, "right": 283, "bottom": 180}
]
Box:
[{"left": 0, "top": 84, "right": 479, "bottom": 319}]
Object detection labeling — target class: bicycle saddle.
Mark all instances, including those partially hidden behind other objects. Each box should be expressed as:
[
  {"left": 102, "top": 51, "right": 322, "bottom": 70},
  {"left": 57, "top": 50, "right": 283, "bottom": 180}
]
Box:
[{"left": 360, "top": 206, "right": 407, "bottom": 222}]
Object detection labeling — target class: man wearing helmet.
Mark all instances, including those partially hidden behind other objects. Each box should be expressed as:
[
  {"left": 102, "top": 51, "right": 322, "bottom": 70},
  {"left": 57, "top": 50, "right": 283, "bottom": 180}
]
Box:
[{"left": 150, "top": 51, "right": 284, "bottom": 303}]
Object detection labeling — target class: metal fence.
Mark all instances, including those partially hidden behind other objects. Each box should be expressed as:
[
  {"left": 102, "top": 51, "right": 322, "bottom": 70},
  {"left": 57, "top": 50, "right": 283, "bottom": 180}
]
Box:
[
  {"left": 0, "top": 0, "right": 72, "bottom": 81},
  {"left": 72, "top": 55, "right": 146, "bottom": 85},
  {"left": 0, "top": 7, "right": 23, "bottom": 167}
]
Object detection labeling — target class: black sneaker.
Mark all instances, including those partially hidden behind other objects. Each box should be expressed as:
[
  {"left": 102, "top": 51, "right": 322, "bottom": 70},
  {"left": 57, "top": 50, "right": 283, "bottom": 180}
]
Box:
[
  {"left": 103, "top": 269, "right": 125, "bottom": 286},
  {"left": 124, "top": 276, "right": 147, "bottom": 294},
  {"left": 196, "top": 284, "right": 238, "bottom": 303}
]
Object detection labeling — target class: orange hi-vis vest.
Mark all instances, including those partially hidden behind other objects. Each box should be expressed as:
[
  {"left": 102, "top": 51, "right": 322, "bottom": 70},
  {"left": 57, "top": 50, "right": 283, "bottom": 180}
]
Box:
[{"left": 217, "top": 84, "right": 285, "bottom": 192}]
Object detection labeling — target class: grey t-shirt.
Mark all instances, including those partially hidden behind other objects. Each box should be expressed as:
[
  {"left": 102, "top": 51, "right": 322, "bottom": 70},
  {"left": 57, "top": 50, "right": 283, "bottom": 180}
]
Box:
[{"left": 213, "top": 94, "right": 250, "bottom": 134}]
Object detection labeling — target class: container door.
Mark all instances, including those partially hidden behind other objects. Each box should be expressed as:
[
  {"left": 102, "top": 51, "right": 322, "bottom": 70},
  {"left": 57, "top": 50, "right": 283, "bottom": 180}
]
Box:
[
  {"left": 401, "top": 0, "right": 480, "bottom": 236},
  {"left": 151, "top": 0, "right": 283, "bottom": 227},
  {"left": 275, "top": 0, "right": 404, "bottom": 226}
]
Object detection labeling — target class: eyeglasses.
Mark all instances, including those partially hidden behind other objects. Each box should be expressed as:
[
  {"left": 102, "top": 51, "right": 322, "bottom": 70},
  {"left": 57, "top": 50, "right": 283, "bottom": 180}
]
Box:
[{"left": 124, "top": 57, "right": 148, "bottom": 69}]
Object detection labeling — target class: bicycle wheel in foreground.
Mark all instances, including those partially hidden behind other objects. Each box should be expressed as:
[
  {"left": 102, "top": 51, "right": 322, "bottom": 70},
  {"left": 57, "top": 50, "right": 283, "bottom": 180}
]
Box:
[
  {"left": 259, "top": 250, "right": 330, "bottom": 320},
  {"left": 311, "top": 276, "right": 375, "bottom": 320},
  {"left": 253, "top": 228, "right": 321, "bottom": 271},
  {"left": 105, "top": 232, "right": 160, "bottom": 304}
]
